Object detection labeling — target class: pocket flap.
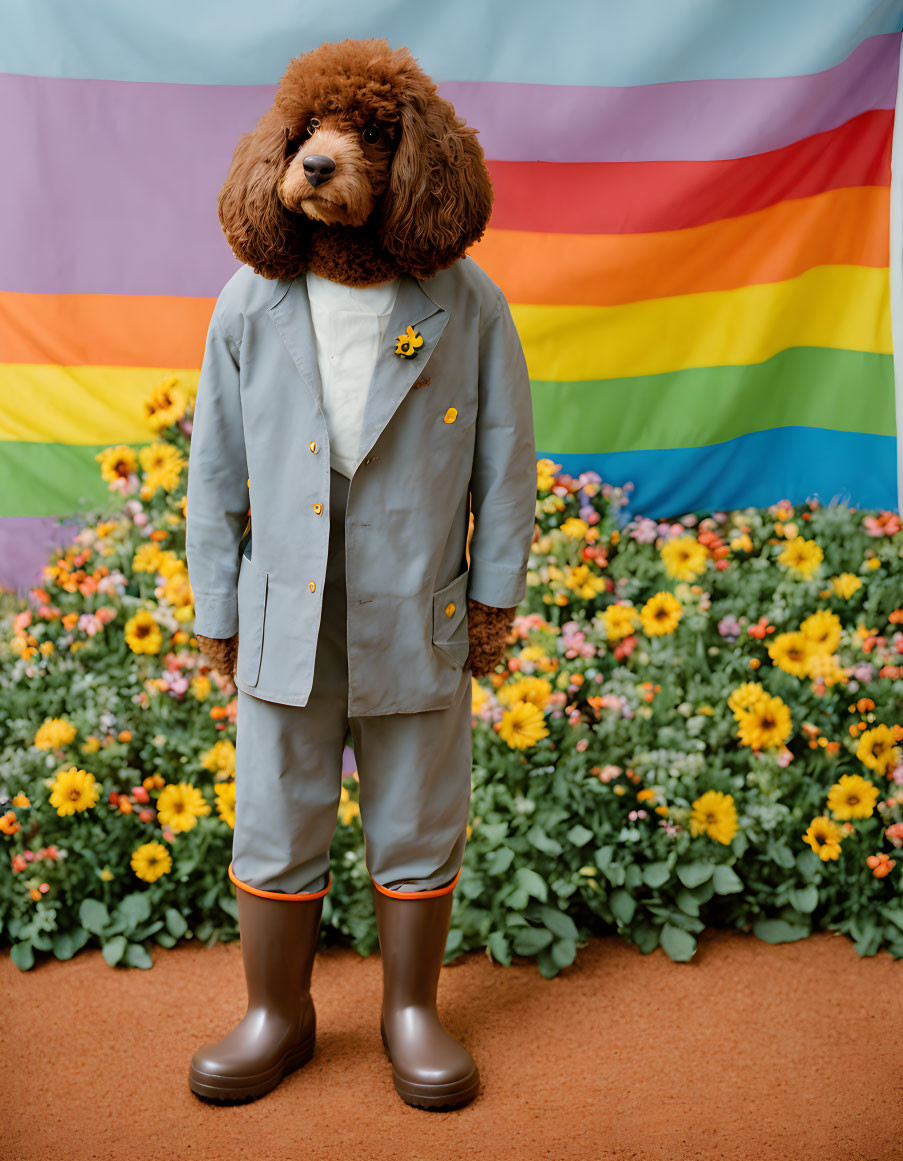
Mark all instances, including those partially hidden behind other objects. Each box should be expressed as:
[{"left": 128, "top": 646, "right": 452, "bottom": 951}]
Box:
[{"left": 432, "top": 567, "right": 469, "bottom": 642}]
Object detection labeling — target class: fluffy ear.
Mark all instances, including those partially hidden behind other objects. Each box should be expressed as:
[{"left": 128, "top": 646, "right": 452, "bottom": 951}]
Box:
[
  {"left": 218, "top": 106, "right": 311, "bottom": 280},
  {"left": 379, "top": 87, "right": 493, "bottom": 279}
]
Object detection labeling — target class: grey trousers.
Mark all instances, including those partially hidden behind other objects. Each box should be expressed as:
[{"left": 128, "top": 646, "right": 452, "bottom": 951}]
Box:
[{"left": 231, "top": 467, "right": 473, "bottom": 897}]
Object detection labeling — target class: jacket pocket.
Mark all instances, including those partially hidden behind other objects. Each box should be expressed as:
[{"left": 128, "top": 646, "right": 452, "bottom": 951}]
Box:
[
  {"left": 236, "top": 551, "right": 268, "bottom": 687},
  {"left": 432, "top": 566, "right": 470, "bottom": 669}
]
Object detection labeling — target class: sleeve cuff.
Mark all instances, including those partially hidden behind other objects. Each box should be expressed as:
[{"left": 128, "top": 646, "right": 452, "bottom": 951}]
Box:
[
  {"left": 192, "top": 593, "right": 238, "bottom": 639},
  {"left": 467, "top": 556, "right": 527, "bottom": 609}
]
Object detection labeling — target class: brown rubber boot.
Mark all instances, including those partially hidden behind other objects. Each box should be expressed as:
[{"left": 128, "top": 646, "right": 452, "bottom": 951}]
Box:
[
  {"left": 372, "top": 880, "right": 480, "bottom": 1110},
  {"left": 188, "top": 880, "right": 324, "bottom": 1103}
]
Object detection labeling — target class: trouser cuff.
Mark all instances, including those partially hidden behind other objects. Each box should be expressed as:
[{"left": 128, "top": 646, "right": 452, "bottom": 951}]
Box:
[
  {"left": 228, "top": 860, "right": 331, "bottom": 900},
  {"left": 369, "top": 866, "right": 461, "bottom": 899}
]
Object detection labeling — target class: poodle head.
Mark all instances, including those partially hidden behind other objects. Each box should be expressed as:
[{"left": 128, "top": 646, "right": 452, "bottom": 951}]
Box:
[{"left": 218, "top": 39, "right": 494, "bottom": 281}]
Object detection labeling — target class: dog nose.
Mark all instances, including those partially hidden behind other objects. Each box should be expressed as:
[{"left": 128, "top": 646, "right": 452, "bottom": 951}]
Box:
[{"left": 303, "top": 154, "right": 336, "bottom": 187}]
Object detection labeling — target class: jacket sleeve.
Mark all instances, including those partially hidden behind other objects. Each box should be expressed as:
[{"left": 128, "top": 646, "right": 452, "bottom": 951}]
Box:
[
  {"left": 467, "top": 290, "right": 537, "bottom": 609},
  {"left": 185, "top": 303, "right": 249, "bottom": 639}
]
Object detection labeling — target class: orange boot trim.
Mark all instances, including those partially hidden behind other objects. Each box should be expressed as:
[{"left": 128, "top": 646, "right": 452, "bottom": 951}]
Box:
[
  {"left": 369, "top": 866, "right": 461, "bottom": 899},
  {"left": 228, "top": 860, "right": 332, "bottom": 901}
]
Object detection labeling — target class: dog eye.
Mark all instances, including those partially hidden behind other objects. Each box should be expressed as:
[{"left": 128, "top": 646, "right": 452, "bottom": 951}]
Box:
[
  {"left": 361, "top": 125, "right": 381, "bottom": 145},
  {"left": 306, "top": 118, "right": 321, "bottom": 135}
]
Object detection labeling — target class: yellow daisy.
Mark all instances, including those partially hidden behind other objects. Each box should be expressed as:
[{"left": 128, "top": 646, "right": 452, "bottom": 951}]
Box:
[
  {"left": 830, "top": 573, "right": 862, "bottom": 600},
  {"left": 536, "top": 458, "right": 561, "bottom": 492},
  {"left": 214, "top": 780, "right": 236, "bottom": 829},
  {"left": 156, "top": 782, "right": 210, "bottom": 833},
  {"left": 34, "top": 716, "right": 77, "bottom": 750},
  {"left": 143, "top": 375, "right": 188, "bottom": 432},
  {"left": 737, "top": 693, "right": 792, "bottom": 750},
  {"left": 856, "top": 724, "right": 901, "bottom": 777},
  {"left": 802, "top": 816, "right": 843, "bottom": 861},
  {"left": 163, "top": 569, "right": 194, "bottom": 621},
  {"left": 95, "top": 444, "right": 138, "bottom": 485},
  {"left": 497, "top": 700, "right": 549, "bottom": 749},
  {"left": 560, "top": 517, "right": 589, "bottom": 540},
  {"left": 826, "top": 774, "right": 878, "bottom": 820},
  {"left": 131, "top": 841, "right": 173, "bottom": 882},
  {"left": 497, "top": 676, "right": 552, "bottom": 711},
  {"left": 338, "top": 784, "right": 360, "bottom": 825},
  {"left": 689, "top": 790, "right": 738, "bottom": 845},
  {"left": 563, "top": 563, "right": 606, "bottom": 599},
  {"left": 767, "top": 632, "right": 812, "bottom": 678},
  {"left": 806, "top": 652, "right": 846, "bottom": 686},
  {"left": 49, "top": 766, "right": 100, "bottom": 816},
  {"left": 125, "top": 610, "right": 163, "bottom": 655},
  {"left": 640, "top": 591, "right": 682, "bottom": 637},
  {"left": 727, "top": 683, "right": 765, "bottom": 720},
  {"left": 191, "top": 674, "right": 212, "bottom": 701},
  {"left": 200, "top": 740, "right": 236, "bottom": 781},
  {"left": 132, "top": 543, "right": 163, "bottom": 573},
  {"left": 800, "top": 609, "right": 842, "bottom": 654},
  {"left": 777, "top": 537, "right": 824, "bottom": 579},
  {"left": 661, "top": 535, "right": 708, "bottom": 581},
  {"left": 602, "top": 603, "right": 639, "bottom": 642}
]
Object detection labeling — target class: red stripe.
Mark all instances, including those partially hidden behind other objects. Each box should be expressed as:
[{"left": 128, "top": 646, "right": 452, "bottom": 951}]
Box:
[{"left": 487, "top": 109, "right": 893, "bottom": 235}]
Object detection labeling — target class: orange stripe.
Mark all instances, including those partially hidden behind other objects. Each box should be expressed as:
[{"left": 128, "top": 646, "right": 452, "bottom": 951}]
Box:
[
  {"left": 228, "top": 861, "right": 332, "bottom": 901},
  {"left": 370, "top": 866, "right": 461, "bottom": 899},
  {"left": 471, "top": 185, "right": 890, "bottom": 307},
  {"left": 0, "top": 290, "right": 214, "bottom": 366}
]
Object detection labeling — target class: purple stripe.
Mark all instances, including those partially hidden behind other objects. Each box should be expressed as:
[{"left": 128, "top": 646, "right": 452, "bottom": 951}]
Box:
[
  {"left": 0, "top": 516, "right": 82, "bottom": 593},
  {"left": 0, "top": 33, "right": 897, "bottom": 297}
]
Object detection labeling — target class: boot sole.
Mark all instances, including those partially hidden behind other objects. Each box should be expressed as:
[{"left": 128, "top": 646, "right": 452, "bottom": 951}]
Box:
[
  {"left": 381, "top": 1022, "right": 480, "bottom": 1110},
  {"left": 188, "top": 1028, "right": 316, "bottom": 1104}
]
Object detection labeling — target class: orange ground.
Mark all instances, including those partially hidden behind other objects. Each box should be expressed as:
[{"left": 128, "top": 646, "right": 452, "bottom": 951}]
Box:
[{"left": 3, "top": 929, "right": 901, "bottom": 1161}]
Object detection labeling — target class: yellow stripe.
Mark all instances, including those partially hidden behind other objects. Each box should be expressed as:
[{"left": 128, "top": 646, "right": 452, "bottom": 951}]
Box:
[
  {"left": 0, "top": 365, "right": 199, "bottom": 444},
  {"left": 511, "top": 264, "right": 891, "bottom": 382}
]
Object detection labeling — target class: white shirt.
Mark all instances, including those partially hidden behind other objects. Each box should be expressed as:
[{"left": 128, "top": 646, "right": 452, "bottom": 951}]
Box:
[{"left": 305, "top": 270, "right": 401, "bottom": 478}]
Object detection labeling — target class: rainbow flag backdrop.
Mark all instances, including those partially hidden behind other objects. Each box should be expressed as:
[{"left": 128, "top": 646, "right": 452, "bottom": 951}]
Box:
[{"left": 1, "top": 1, "right": 902, "bottom": 589}]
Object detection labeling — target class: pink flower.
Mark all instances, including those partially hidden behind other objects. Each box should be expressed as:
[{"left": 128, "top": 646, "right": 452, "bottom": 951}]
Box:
[
  {"left": 576, "top": 738, "right": 588, "bottom": 751},
  {"left": 77, "top": 613, "right": 104, "bottom": 636},
  {"left": 597, "top": 764, "right": 622, "bottom": 783}
]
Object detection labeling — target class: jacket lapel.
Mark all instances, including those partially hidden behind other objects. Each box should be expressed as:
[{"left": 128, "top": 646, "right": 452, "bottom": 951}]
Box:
[
  {"left": 267, "top": 276, "right": 324, "bottom": 410},
  {"left": 355, "top": 275, "right": 448, "bottom": 468}
]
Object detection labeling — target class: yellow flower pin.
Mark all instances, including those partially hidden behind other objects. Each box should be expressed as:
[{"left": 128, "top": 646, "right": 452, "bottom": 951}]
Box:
[{"left": 395, "top": 325, "right": 424, "bottom": 357}]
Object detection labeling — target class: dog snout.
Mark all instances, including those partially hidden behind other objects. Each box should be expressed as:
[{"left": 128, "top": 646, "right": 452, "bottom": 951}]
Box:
[{"left": 303, "top": 154, "right": 336, "bottom": 187}]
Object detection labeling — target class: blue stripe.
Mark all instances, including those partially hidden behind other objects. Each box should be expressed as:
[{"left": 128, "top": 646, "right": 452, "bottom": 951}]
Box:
[
  {"left": 2, "top": 0, "right": 901, "bottom": 85},
  {"left": 540, "top": 428, "right": 899, "bottom": 519}
]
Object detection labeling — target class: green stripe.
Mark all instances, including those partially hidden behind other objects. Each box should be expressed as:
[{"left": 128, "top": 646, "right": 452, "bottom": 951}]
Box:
[
  {"left": 0, "top": 442, "right": 149, "bottom": 518},
  {"left": 531, "top": 347, "right": 895, "bottom": 454}
]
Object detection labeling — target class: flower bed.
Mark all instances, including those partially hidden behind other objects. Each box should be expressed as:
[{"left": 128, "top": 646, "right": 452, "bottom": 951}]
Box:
[{"left": 1, "top": 380, "right": 901, "bottom": 975}]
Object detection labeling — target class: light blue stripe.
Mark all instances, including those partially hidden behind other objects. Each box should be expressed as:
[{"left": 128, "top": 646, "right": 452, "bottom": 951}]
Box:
[
  {"left": 2, "top": 0, "right": 901, "bottom": 85},
  {"left": 540, "top": 428, "right": 899, "bottom": 519}
]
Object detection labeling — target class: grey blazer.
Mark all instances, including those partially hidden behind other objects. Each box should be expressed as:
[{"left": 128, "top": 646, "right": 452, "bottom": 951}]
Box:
[{"left": 185, "top": 256, "right": 537, "bottom": 715}]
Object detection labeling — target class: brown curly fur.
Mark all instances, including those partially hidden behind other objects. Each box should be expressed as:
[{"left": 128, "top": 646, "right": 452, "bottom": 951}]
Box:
[
  {"left": 200, "top": 38, "right": 517, "bottom": 675},
  {"left": 218, "top": 38, "right": 494, "bottom": 285}
]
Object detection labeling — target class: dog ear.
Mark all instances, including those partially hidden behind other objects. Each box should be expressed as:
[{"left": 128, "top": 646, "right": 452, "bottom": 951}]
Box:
[
  {"left": 379, "top": 87, "right": 493, "bottom": 279},
  {"left": 218, "top": 106, "right": 310, "bottom": 279}
]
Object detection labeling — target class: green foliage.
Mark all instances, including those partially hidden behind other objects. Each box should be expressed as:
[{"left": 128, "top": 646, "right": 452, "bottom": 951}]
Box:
[{"left": 1, "top": 404, "right": 902, "bottom": 975}]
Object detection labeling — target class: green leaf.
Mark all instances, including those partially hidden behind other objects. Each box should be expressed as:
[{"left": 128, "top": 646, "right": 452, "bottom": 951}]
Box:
[
  {"left": 52, "top": 929, "right": 90, "bottom": 961},
  {"left": 660, "top": 924, "right": 697, "bottom": 962},
  {"left": 478, "top": 822, "right": 509, "bottom": 845},
  {"left": 219, "top": 894, "right": 239, "bottom": 920},
  {"left": 513, "top": 926, "right": 554, "bottom": 956},
  {"left": 565, "top": 825, "right": 594, "bottom": 847},
  {"left": 506, "top": 886, "right": 529, "bottom": 910},
  {"left": 675, "top": 889, "right": 700, "bottom": 917},
  {"left": 164, "top": 908, "right": 188, "bottom": 939},
  {"left": 609, "top": 889, "right": 636, "bottom": 926},
  {"left": 882, "top": 908, "right": 903, "bottom": 934},
  {"left": 765, "top": 841, "right": 795, "bottom": 869},
  {"left": 156, "top": 932, "right": 178, "bottom": 949},
  {"left": 538, "top": 906, "right": 578, "bottom": 941},
  {"left": 79, "top": 899, "right": 110, "bottom": 935},
  {"left": 550, "top": 937, "right": 577, "bottom": 970},
  {"left": 123, "top": 942, "right": 154, "bottom": 969},
  {"left": 526, "top": 825, "right": 563, "bottom": 857},
  {"left": 642, "top": 862, "right": 671, "bottom": 888},
  {"left": 675, "top": 861, "right": 714, "bottom": 889},
  {"left": 788, "top": 885, "right": 819, "bottom": 914},
  {"left": 10, "top": 942, "right": 35, "bottom": 971},
  {"left": 752, "top": 919, "right": 810, "bottom": 944},
  {"left": 711, "top": 865, "right": 744, "bottom": 895},
  {"left": 486, "top": 931, "right": 511, "bottom": 965},
  {"left": 486, "top": 846, "right": 515, "bottom": 875},
  {"left": 116, "top": 892, "right": 152, "bottom": 929},
  {"left": 631, "top": 924, "right": 660, "bottom": 954},
  {"left": 102, "top": 935, "right": 128, "bottom": 966},
  {"left": 514, "top": 867, "right": 548, "bottom": 903}
]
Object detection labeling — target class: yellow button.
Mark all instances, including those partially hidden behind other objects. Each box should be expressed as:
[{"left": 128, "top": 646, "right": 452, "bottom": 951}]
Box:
[
  {"left": 309, "top": 581, "right": 316, "bottom": 592},
  {"left": 445, "top": 601, "right": 456, "bottom": 617},
  {"left": 313, "top": 503, "right": 323, "bottom": 515},
  {"left": 246, "top": 477, "right": 250, "bottom": 488},
  {"left": 309, "top": 441, "right": 318, "bottom": 453},
  {"left": 443, "top": 407, "right": 457, "bottom": 424}
]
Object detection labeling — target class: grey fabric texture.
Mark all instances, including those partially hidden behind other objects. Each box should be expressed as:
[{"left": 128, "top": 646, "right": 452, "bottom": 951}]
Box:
[
  {"left": 231, "top": 469, "right": 473, "bottom": 896},
  {"left": 185, "top": 256, "right": 537, "bottom": 715}
]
